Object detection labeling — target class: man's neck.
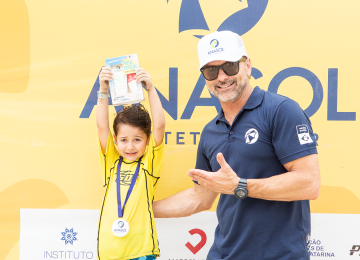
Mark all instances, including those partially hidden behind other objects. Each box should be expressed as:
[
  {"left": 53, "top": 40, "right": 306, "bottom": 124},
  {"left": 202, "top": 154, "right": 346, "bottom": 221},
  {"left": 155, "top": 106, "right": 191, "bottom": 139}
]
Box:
[{"left": 221, "top": 85, "right": 254, "bottom": 126}]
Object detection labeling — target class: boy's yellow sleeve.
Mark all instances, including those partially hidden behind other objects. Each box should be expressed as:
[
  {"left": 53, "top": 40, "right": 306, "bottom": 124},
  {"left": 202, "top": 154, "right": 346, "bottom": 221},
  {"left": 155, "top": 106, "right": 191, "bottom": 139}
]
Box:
[
  {"left": 98, "top": 132, "right": 119, "bottom": 185},
  {"left": 146, "top": 133, "right": 165, "bottom": 178}
]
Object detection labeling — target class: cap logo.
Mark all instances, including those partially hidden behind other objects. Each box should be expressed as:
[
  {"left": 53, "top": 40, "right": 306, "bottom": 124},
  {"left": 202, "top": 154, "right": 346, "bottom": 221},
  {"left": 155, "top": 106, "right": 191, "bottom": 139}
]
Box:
[
  {"left": 208, "top": 39, "right": 224, "bottom": 56},
  {"left": 210, "top": 39, "right": 219, "bottom": 48}
]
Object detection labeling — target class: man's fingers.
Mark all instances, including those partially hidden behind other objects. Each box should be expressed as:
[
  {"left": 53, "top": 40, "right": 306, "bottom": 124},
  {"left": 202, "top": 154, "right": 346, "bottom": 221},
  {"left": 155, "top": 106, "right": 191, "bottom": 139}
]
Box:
[
  {"left": 188, "top": 169, "right": 210, "bottom": 180},
  {"left": 193, "top": 175, "right": 207, "bottom": 186},
  {"left": 216, "top": 153, "right": 230, "bottom": 170}
]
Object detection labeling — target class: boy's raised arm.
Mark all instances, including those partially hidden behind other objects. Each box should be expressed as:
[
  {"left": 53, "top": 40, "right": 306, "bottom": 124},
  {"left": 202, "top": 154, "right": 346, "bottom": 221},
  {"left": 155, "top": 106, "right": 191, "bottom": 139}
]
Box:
[
  {"left": 136, "top": 68, "right": 165, "bottom": 147},
  {"left": 97, "top": 67, "right": 112, "bottom": 153}
]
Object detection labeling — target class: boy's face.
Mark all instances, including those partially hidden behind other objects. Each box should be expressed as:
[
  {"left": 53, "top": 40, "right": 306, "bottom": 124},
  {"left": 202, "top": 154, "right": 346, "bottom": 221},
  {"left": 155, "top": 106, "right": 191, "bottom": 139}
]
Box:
[{"left": 114, "top": 124, "right": 150, "bottom": 161}]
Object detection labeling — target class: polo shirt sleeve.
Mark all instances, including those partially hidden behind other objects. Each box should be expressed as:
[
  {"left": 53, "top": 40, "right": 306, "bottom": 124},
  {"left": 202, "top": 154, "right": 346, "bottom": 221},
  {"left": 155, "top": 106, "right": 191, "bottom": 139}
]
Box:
[
  {"left": 195, "top": 133, "right": 212, "bottom": 172},
  {"left": 272, "top": 99, "right": 318, "bottom": 165}
]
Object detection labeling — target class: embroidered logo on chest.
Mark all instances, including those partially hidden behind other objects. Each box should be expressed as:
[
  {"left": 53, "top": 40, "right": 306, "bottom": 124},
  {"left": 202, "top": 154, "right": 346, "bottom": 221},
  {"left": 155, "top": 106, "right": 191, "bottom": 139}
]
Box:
[{"left": 245, "top": 128, "right": 259, "bottom": 144}]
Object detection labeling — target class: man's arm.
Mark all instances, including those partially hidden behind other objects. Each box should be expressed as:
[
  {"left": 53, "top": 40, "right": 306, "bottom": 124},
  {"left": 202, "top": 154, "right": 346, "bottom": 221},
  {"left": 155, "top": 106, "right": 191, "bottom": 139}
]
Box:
[
  {"left": 153, "top": 183, "right": 219, "bottom": 218},
  {"left": 248, "top": 153, "right": 320, "bottom": 201},
  {"left": 188, "top": 152, "right": 320, "bottom": 202}
]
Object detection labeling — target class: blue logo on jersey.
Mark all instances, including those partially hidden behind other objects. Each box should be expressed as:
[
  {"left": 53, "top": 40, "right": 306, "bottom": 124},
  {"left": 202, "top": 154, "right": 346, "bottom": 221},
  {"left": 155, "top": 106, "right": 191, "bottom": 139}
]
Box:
[{"left": 61, "top": 228, "right": 78, "bottom": 245}]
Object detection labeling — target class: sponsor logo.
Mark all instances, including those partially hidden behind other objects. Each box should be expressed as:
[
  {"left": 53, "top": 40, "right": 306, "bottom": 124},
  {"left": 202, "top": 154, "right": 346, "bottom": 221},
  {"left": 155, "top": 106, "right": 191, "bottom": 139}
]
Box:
[
  {"left": 61, "top": 228, "right": 78, "bottom": 245},
  {"left": 208, "top": 39, "right": 224, "bottom": 55},
  {"left": 116, "top": 170, "right": 140, "bottom": 185},
  {"left": 308, "top": 238, "right": 335, "bottom": 257},
  {"left": 245, "top": 128, "right": 259, "bottom": 144},
  {"left": 350, "top": 245, "right": 360, "bottom": 256},
  {"left": 44, "top": 251, "right": 94, "bottom": 259},
  {"left": 210, "top": 39, "right": 219, "bottom": 48},
  {"left": 112, "top": 219, "right": 130, "bottom": 237},
  {"left": 118, "top": 221, "right": 124, "bottom": 228},
  {"left": 296, "top": 125, "right": 313, "bottom": 145},
  {"left": 207, "top": 47, "right": 225, "bottom": 56},
  {"left": 185, "top": 228, "right": 207, "bottom": 255},
  {"left": 113, "top": 221, "right": 127, "bottom": 233}
]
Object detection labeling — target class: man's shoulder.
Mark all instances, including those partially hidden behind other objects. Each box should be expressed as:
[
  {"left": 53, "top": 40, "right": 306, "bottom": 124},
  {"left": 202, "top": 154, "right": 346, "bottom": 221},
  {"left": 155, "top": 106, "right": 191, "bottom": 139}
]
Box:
[
  {"left": 262, "top": 90, "right": 302, "bottom": 115},
  {"left": 263, "top": 90, "right": 290, "bottom": 106},
  {"left": 202, "top": 115, "right": 219, "bottom": 132}
]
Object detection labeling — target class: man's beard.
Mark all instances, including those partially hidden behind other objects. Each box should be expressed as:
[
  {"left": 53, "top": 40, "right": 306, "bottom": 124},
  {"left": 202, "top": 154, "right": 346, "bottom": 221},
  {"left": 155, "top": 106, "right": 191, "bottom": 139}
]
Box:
[{"left": 208, "top": 71, "right": 248, "bottom": 103}]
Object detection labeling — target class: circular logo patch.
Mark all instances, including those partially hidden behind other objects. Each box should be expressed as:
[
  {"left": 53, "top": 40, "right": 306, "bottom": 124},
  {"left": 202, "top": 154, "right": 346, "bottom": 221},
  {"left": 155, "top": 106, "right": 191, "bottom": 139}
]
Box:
[
  {"left": 245, "top": 128, "right": 259, "bottom": 144},
  {"left": 112, "top": 219, "right": 130, "bottom": 237},
  {"left": 210, "top": 39, "right": 219, "bottom": 48}
]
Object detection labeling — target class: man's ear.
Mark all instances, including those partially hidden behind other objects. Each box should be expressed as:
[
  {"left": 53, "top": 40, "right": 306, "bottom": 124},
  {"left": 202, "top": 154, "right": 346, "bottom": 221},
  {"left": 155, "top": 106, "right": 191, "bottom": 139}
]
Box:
[
  {"left": 246, "top": 57, "right": 252, "bottom": 78},
  {"left": 146, "top": 137, "right": 150, "bottom": 145}
]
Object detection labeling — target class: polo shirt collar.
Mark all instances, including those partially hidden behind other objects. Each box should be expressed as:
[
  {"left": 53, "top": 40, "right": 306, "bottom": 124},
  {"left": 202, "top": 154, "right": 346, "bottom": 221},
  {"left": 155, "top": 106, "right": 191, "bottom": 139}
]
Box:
[
  {"left": 215, "top": 86, "right": 265, "bottom": 123},
  {"left": 243, "top": 86, "right": 265, "bottom": 110}
]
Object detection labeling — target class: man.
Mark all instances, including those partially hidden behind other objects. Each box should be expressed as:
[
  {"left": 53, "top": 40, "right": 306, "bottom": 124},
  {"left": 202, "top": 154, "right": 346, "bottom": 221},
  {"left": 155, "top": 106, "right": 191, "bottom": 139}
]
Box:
[{"left": 153, "top": 30, "right": 320, "bottom": 260}]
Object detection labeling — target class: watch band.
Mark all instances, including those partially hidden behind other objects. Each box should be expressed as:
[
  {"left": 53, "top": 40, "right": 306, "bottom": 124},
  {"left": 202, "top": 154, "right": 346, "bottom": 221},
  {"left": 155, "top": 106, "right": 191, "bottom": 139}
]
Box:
[
  {"left": 239, "top": 178, "right": 247, "bottom": 187},
  {"left": 234, "top": 178, "right": 248, "bottom": 199}
]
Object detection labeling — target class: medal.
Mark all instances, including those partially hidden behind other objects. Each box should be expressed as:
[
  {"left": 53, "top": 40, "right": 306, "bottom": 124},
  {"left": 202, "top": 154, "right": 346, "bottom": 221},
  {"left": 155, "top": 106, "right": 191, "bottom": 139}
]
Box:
[
  {"left": 112, "top": 219, "right": 130, "bottom": 237},
  {"left": 112, "top": 156, "right": 142, "bottom": 237}
]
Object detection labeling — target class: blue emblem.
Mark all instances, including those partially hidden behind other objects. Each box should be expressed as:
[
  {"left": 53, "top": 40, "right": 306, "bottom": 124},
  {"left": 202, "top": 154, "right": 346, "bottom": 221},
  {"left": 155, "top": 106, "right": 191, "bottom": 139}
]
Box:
[
  {"left": 177, "top": 0, "right": 268, "bottom": 38},
  {"left": 61, "top": 228, "right": 78, "bottom": 245},
  {"left": 118, "top": 221, "right": 124, "bottom": 228},
  {"left": 210, "top": 39, "right": 219, "bottom": 48}
]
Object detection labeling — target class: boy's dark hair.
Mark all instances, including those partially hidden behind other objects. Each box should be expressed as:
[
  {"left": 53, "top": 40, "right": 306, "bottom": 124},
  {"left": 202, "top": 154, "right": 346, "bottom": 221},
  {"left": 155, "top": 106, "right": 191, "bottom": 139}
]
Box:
[{"left": 113, "top": 104, "right": 151, "bottom": 137}]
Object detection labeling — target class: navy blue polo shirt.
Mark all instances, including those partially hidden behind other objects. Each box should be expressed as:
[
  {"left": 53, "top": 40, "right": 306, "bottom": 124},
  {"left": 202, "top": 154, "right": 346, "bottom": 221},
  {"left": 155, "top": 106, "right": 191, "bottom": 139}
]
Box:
[{"left": 196, "top": 87, "right": 317, "bottom": 260}]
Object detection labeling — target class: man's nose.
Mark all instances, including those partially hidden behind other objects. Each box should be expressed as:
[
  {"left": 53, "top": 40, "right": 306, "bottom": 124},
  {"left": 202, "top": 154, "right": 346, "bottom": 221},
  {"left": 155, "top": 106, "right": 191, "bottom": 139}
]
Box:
[{"left": 217, "top": 68, "right": 229, "bottom": 81}]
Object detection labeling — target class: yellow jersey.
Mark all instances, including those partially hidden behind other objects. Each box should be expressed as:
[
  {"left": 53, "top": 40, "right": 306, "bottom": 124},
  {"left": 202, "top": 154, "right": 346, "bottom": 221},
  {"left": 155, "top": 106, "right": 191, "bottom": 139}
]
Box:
[{"left": 97, "top": 132, "right": 164, "bottom": 260}]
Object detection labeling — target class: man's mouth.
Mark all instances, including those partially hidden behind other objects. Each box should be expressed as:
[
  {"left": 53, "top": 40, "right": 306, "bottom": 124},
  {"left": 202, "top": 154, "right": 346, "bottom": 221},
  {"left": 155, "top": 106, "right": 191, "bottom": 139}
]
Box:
[
  {"left": 217, "top": 81, "right": 235, "bottom": 89},
  {"left": 126, "top": 152, "right": 137, "bottom": 155}
]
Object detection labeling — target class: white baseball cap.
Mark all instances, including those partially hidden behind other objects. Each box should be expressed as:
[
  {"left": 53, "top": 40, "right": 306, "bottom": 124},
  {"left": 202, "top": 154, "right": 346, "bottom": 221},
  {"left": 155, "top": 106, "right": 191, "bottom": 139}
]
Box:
[{"left": 197, "top": 31, "right": 247, "bottom": 70}]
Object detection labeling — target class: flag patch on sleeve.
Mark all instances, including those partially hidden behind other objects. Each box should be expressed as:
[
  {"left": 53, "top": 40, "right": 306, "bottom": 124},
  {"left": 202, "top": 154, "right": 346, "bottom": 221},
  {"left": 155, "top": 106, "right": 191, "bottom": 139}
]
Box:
[{"left": 296, "top": 125, "right": 313, "bottom": 145}]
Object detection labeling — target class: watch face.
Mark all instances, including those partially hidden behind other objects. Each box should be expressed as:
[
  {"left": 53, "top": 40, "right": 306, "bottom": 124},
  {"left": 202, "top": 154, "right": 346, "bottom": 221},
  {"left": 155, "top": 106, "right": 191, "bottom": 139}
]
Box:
[
  {"left": 235, "top": 188, "right": 248, "bottom": 199},
  {"left": 236, "top": 190, "right": 246, "bottom": 198}
]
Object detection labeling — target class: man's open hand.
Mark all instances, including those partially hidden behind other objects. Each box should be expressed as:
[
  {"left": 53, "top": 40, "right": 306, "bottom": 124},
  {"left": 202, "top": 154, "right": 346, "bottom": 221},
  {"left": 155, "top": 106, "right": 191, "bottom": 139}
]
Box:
[{"left": 187, "top": 153, "right": 240, "bottom": 194}]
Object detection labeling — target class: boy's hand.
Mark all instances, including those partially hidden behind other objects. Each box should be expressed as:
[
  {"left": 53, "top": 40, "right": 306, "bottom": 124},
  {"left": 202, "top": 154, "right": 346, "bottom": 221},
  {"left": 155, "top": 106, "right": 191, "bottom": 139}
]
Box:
[
  {"left": 99, "top": 66, "right": 113, "bottom": 92},
  {"left": 136, "top": 68, "right": 154, "bottom": 91}
]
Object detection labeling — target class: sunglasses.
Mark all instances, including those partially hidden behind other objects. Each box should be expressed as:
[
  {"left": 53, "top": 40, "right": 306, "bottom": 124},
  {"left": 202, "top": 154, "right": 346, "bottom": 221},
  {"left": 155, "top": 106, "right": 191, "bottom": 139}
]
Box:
[{"left": 200, "top": 56, "right": 247, "bottom": 81}]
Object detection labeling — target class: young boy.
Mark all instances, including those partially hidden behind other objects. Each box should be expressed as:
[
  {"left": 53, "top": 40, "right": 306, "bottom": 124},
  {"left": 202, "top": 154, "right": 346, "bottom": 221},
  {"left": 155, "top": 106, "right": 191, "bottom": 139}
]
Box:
[{"left": 96, "top": 67, "right": 165, "bottom": 260}]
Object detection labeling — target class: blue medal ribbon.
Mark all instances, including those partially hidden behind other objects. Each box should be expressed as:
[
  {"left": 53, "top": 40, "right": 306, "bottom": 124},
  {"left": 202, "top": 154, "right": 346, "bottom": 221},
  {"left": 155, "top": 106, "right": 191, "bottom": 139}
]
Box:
[{"left": 116, "top": 156, "right": 143, "bottom": 218}]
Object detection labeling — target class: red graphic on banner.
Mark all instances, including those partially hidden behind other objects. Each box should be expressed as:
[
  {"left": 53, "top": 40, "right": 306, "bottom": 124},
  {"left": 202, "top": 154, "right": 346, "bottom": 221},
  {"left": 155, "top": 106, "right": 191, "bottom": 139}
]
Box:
[{"left": 185, "top": 228, "right": 207, "bottom": 255}]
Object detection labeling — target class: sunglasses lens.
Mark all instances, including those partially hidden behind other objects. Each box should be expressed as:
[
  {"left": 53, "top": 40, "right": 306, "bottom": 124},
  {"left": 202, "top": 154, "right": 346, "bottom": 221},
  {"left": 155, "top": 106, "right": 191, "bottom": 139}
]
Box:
[
  {"left": 223, "top": 62, "right": 239, "bottom": 76},
  {"left": 203, "top": 67, "right": 219, "bottom": 81},
  {"left": 202, "top": 61, "right": 240, "bottom": 81}
]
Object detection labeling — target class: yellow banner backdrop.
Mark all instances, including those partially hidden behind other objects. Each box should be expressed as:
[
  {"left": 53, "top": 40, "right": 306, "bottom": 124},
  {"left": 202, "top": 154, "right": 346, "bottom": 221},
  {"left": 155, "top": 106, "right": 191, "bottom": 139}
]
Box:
[{"left": 1, "top": 1, "right": 360, "bottom": 259}]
